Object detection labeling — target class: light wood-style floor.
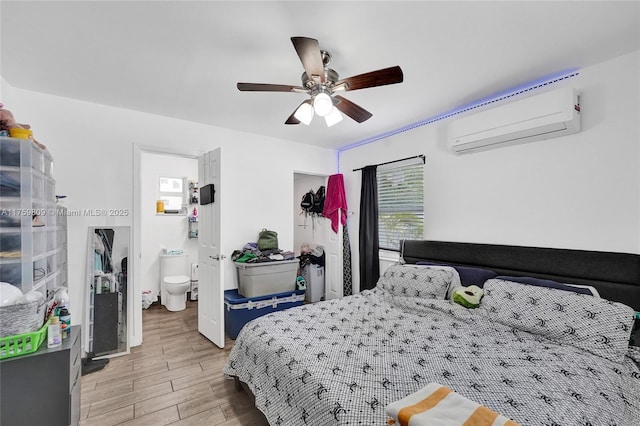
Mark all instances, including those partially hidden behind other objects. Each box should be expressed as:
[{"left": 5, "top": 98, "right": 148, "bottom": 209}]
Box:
[{"left": 80, "top": 300, "right": 269, "bottom": 426}]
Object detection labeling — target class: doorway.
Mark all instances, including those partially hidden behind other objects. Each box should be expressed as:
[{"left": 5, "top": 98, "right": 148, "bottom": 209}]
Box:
[
  {"left": 293, "top": 172, "right": 343, "bottom": 301},
  {"left": 132, "top": 146, "right": 198, "bottom": 347}
]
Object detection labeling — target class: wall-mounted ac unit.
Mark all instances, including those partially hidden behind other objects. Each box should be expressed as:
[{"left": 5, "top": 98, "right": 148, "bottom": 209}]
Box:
[{"left": 448, "top": 87, "right": 581, "bottom": 154}]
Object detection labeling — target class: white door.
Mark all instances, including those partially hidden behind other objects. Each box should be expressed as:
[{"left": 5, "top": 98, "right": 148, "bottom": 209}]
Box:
[
  {"left": 198, "top": 148, "right": 224, "bottom": 348},
  {"left": 320, "top": 209, "right": 343, "bottom": 300}
]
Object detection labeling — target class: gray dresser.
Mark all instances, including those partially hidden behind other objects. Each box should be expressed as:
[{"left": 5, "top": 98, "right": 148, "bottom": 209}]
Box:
[{"left": 0, "top": 325, "right": 81, "bottom": 426}]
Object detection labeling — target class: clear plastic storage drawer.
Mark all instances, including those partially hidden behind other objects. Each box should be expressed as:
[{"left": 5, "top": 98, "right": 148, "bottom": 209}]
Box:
[
  {"left": 0, "top": 232, "right": 21, "bottom": 259},
  {"left": 0, "top": 262, "right": 22, "bottom": 288},
  {"left": 0, "top": 139, "right": 20, "bottom": 167},
  {"left": 0, "top": 170, "right": 21, "bottom": 197}
]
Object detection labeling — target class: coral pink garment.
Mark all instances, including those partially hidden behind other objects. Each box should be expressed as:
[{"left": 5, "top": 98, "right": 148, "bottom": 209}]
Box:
[{"left": 323, "top": 174, "right": 348, "bottom": 233}]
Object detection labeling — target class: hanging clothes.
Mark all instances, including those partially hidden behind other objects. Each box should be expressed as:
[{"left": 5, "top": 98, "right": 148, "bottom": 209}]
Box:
[
  {"left": 95, "top": 229, "right": 114, "bottom": 273},
  {"left": 343, "top": 222, "right": 353, "bottom": 296},
  {"left": 322, "top": 174, "right": 348, "bottom": 233}
]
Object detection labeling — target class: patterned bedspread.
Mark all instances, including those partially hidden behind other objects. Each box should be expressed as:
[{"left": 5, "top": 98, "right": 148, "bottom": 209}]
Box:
[{"left": 224, "top": 286, "right": 640, "bottom": 425}]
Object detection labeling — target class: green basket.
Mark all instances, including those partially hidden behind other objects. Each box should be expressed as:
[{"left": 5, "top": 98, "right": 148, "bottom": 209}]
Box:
[{"left": 0, "top": 318, "right": 50, "bottom": 360}]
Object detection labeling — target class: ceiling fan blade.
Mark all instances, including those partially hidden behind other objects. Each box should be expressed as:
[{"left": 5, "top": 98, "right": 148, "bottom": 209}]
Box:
[
  {"left": 291, "top": 37, "right": 325, "bottom": 83},
  {"left": 285, "top": 113, "right": 300, "bottom": 125},
  {"left": 237, "top": 82, "right": 304, "bottom": 92},
  {"left": 284, "top": 101, "right": 308, "bottom": 125},
  {"left": 334, "top": 95, "right": 373, "bottom": 123},
  {"left": 336, "top": 66, "right": 404, "bottom": 91}
]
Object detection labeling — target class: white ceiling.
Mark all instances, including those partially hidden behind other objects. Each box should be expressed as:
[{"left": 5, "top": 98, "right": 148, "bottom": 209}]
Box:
[{"left": 1, "top": 1, "right": 639, "bottom": 150}]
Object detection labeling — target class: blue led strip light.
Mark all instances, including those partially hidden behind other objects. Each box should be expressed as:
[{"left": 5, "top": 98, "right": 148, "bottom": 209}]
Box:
[{"left": 338, "top": 67, "right": 580, "bottom": 152}]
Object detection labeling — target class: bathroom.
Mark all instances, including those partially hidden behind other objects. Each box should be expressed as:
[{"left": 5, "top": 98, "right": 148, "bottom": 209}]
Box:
[{"left": 140, "top": 150, "right": 199, "bottom": 312}]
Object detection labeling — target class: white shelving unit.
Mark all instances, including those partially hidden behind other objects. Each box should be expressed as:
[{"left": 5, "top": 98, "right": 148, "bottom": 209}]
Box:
[{"left": 0, "top": 136, "right": 67, "bottom": 299}]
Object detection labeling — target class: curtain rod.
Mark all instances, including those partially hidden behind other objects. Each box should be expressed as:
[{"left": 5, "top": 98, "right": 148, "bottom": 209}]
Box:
[{"left": 352, "top": 154, "right": 425, "bottom": 172}]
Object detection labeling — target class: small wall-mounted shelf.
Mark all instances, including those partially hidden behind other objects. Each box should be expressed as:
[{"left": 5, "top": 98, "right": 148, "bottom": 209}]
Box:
[
  {"left": 188, "top": 180, "right": 199, "bottom": 205},
  {"left": 188, "top": 217, "right": 198, "bottom": 239}
]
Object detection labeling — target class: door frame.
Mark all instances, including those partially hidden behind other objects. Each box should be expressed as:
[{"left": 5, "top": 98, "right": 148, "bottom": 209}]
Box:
[
  {"left": 293, "top": 171, "right": 344, "bottom": 301},
  {"left": 132, "top": 144, "right": 198, "bottom": 347}
]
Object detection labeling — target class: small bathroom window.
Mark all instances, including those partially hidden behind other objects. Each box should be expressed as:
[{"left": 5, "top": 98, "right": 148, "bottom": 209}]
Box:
[{"left": 158, "top": 177, "right": 187, "bottom": 213}]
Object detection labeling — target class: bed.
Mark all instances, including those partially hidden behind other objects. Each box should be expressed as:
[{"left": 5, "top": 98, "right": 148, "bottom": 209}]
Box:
[{"left": 224, "top": 240, "right": 640, "bottom": 425}]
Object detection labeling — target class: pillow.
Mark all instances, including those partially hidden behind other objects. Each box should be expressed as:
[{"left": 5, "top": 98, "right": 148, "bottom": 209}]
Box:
[
  {"left": 452, "top": 285, "right": 484, "bottom": 308},
  {"left": 377, "top": 264, "right": 453, "bottom": 299},
  {"left": 496, "top": 275, "right": 599, "bottom": 296},
  {"left": 417, "top": 261, "right": 497, "bottom": 287},
  {"left": 481, "top": 278, "right": 635, "bottom": 362}
]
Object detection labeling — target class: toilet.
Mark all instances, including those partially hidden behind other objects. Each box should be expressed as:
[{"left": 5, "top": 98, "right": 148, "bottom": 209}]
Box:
[{"left": 160, "top": 253, "right": 190, "bottom": 311}]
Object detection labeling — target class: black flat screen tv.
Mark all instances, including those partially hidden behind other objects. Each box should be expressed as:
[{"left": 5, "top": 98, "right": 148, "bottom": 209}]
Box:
[{"left": 200, "top": 184, "right": 215, "bottom": 205}]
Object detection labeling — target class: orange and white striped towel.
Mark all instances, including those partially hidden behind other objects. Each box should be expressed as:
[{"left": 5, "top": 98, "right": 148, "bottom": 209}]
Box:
[{"left": 385, "top": 383, "right": 521, "bottom": 426}]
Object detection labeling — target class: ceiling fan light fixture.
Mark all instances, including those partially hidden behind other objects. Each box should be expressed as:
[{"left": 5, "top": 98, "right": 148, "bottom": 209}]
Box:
[
  {"left": 294, "top": 102, "right": 314, "bottom": 125},
  {"left": 238, "top": 37, "right": 404, "bottom": 126},
  {"left": 313, "top": 92, "right": 333, "bottom": 117},
  {"left": 324, "top": 107, "right": 343, "bottom": 127}
]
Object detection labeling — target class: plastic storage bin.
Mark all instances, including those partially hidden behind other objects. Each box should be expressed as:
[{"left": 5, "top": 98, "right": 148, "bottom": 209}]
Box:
[
  {"left": 234, "top": 259, "right": 298, "bottom": 298},
  {"left": 224, "top": 289, "right": 305, "bottom": 339},
  {"left": 0, "top": 233, "right": 21, "bottom": 259}
]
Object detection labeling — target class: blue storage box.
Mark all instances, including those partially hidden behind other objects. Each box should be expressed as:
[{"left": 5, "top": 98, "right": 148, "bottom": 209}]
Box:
[{"left": 224, "top": 289, "right": 305, "bottom": 339}]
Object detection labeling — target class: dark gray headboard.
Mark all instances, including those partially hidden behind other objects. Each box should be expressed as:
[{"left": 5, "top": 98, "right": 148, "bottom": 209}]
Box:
[{"left": 401, "top": 240, "right": 640, "bottom": 311}]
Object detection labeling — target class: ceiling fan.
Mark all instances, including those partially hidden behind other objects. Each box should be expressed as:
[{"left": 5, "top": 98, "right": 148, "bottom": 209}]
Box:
[{"left": 237, "top": 37, "right": 404, "bottom": 127}]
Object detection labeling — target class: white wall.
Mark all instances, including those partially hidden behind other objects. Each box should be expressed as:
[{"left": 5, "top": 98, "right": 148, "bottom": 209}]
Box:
[
  {"left": 1, "top": 81, "right": 337, "bottom": 347},
  {"left": 340, "top": 50, "right": 640, "bottom": 293},
  {"left": 140, "top": 151, "right": 198, "bottom": 298}
]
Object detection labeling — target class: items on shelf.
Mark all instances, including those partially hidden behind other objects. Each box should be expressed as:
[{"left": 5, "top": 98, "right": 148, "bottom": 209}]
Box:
[
  {"left": 32, "top": 214, "right": 45, "bottom": 227},
  {"left": 48, "top": 286, "right": 72, "bottom": 337},
  {"left": 0, "top": 103, "right": 46, "bottom": 149},
  {"left": 47, "top": 316, "right": 62, "bottom": 348},
  {"left": 188, "top": 180, "right": 199, "bottom": 204},
  {"left": 53, "top": 286, "right": 69, "bottom": 310},
  {"left": 59, "top": 307, "right": 71, "bottom": 339},
  {"left": 188, "top": 207, "right": 198, "bottom": 238},
  {"left": 162, "top": 248, "right": 184, "bottom": 255},
  {"left": 93, "top": 273, "right": 116, "bottom": 294}
]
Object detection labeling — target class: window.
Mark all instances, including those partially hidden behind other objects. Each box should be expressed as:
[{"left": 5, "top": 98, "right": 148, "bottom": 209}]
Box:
[
  {"left": 158, "top": 177, "right": 186, "bottom": 212},
  {"left": 377, "top": 160, "right": 424, "bottom": 251}
]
